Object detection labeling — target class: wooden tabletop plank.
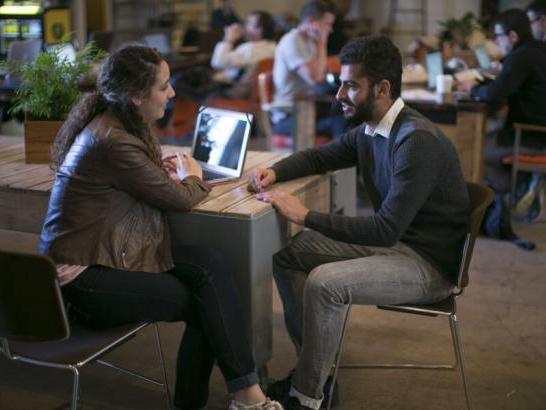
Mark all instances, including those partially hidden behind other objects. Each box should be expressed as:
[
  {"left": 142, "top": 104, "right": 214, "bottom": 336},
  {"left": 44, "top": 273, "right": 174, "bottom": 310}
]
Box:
[
  {"left": 0, "top": 136, "right": 22, "bottom": 149},
  {"left": 0, "top": 163, "right": 48, "bottom": 183},
  {"left": 222, "top": 174, "right": 325, "bottom": 218},
  {"left": 4, "top": 167, "right": 53, "bottom": 189},
  {"left": 195, "top": 152, "right": 286, "bottom": 213},
  {"left": 0, "top": 160, "right": 46, "bottom": 177},
  {"left": 0, "top": 151, "right": 25, "bottom": 165},
  {"left": 0, "top": 139, "right": 295, "bottom": 215},
  {"left": 0, "top": 145, "right": 24, "bottom": 159}
]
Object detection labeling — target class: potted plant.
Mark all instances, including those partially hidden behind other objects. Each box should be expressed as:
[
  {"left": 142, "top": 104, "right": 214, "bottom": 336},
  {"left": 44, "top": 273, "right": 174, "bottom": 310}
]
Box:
[
  {"left": 438, "top": 12, "right": 484, "bottom": 50},
  {"left": 8, "top": 42, "right": 105, "bottom": 163}
]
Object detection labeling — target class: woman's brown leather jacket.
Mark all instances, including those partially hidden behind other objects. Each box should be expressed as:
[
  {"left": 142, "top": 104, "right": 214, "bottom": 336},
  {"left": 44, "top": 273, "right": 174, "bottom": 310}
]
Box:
[{"left": 38, "top": 110, "right": 210, "bottom": 272}]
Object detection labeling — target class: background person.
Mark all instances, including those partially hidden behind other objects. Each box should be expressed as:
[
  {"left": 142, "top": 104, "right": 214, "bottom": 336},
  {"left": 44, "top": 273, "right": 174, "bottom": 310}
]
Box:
[
  {"left": 457, "top": 9, "right": 546, "bottom": 244},
  {"left": 211, "top": 10, "right": 276, "bottom": 99},
  {"left": 526, "top": 0, "right": 546, "bottom": 40},
  {"left": 211, "top": 0, "right": 241, "bottom": 30},
  {"left": 271, "top": 0, "right": 345, "bottom": 139}
]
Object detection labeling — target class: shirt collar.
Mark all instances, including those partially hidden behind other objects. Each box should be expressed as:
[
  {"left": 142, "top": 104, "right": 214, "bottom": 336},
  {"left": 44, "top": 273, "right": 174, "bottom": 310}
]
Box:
[{"left": 364, "top": 97, "right": 405, "bottom": 139}]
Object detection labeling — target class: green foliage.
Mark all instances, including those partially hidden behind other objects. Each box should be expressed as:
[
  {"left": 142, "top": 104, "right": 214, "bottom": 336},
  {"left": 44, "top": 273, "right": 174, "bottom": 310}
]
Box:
[
  {"left": 9, "top": 42, "right": 106, "bottom": 121},
  {"left": 438, "top": 12, "right": 483, "bottom": 49}
]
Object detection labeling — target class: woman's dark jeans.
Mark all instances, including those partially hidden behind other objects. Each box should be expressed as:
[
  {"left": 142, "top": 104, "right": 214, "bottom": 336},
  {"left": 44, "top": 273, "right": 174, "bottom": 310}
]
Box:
[{"left": 62, "top": 245, "right": 258, "bottom": 409}]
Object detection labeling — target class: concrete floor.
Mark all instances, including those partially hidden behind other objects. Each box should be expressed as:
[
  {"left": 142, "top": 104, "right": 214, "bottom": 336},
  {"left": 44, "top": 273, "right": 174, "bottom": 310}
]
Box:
[{"left": 1, "top": 217, "right": 545, "bottom": 410}]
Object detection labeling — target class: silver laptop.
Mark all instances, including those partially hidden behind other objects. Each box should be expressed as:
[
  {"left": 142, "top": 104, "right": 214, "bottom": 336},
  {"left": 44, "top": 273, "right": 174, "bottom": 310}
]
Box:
[
  {"left": 191, "top": 106, "right": 253, "bottom": 182},
  {"left": 474, "top": 47, "right": 497, "bottom": 80}
]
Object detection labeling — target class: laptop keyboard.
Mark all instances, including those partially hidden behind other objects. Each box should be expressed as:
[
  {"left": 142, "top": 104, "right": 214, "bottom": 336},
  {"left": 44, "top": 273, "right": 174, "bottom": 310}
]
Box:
[{"left": 202, "top": 169, "right": 226, "bottom": 181}]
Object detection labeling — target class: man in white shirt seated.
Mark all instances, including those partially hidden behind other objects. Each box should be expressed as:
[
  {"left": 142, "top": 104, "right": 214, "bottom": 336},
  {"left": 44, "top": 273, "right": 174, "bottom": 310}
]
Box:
[
  {"left": 271, "top": 0, "right": 345, "bottom": 139},
  {"left": 210, "top": 10, "right": 276, "bottom": 99}
]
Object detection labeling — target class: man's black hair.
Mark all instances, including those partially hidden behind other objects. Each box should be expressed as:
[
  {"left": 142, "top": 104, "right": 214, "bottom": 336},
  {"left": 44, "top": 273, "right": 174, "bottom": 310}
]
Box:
[
  {"left": 299, "top": 0, "right": 337, "bottom": 23},
  {"left": 494, "top": 8, "right": 534, "bottom": 43},
  {"left": 339, "top": 35, "right": 402, "bottom": 99},
  {"left": 252, "top": 10, "right": 275, "bottom": 41}
]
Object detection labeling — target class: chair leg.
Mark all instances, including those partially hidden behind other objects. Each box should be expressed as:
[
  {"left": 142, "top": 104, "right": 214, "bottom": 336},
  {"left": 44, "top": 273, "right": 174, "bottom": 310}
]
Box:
[
  {"left": 70, "top": 366, "right": 80, "bottom": 410},
  {"left": 326, "top": 303, "right": 352, "bottom": 410},
  {"left": 510, "top": 128, "right": 522, "bottom": 208},
  {"left": 154, "top": 323, "right": 172, "bottom": 409},
  {"left": 449, "top": 314, "right": 471, "bottom": 410}
]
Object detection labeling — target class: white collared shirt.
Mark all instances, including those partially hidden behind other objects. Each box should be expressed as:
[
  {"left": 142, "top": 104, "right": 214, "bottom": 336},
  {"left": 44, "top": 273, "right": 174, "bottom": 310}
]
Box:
[{"left": 364, "top": 97, "right": 405, "bottom": 139}]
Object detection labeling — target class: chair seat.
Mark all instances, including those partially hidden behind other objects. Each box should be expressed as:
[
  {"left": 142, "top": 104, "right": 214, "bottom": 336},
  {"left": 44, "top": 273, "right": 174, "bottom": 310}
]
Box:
[
  {"left": 8, "top": 322, "right": 148, "bottom": 366},
  {"left": 378, "top": 294, "right": 455, "bottom": 317},
  {"left": 502, "top": 155, "right": 546, "bottom": 165}
]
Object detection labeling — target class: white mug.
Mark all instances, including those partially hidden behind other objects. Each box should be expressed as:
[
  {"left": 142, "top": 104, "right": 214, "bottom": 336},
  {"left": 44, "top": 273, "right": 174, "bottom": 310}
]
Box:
[{"left": 436, "top": 74, "right": 454, "bottom": 94}]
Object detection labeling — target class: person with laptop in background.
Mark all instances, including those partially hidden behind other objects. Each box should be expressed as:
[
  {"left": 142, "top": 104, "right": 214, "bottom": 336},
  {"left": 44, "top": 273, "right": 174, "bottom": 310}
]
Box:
[
  {"left": 38, "top": 45, "right": 282, "bottom": 410},
  {"left": 249, "top": 36, "right": 469, "bottom": 410},
  {"left": 210, "top": 10, "right": 276, "bottom": 99},
  {"left": 457, "top": 9, "right": 546, "bottom": 245},
  {"left": 271, "top": 0, "right": 345, "bottom": 139},
  {"left": 527, "top": 0, "right": 546, "bottom": 40}
]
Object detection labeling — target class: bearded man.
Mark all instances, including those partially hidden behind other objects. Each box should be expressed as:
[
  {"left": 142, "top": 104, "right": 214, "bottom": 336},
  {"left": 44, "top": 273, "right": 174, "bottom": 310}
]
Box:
[{"left": 248, "top": 35, "right": 470, "bottom": 410}]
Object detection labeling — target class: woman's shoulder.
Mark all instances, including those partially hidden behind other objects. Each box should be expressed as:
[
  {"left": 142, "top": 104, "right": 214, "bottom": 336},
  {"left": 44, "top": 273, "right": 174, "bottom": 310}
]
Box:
[{"left": 87, "top": 111, "right": 140, "bottom": 146}]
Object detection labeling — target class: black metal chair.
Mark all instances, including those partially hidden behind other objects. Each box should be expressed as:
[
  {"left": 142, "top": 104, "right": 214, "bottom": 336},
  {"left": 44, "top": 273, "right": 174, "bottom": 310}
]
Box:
[
  {"left": 326, "top": 182, "right": 495, "bottom": 410},
  {"left": 0, "top": 250, "right": 171, "bottom": 410}
]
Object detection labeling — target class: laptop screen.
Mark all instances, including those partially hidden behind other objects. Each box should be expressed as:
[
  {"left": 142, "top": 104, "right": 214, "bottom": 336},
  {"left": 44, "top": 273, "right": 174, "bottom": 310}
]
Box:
[
  {"left": 192, "top": 107, "right": 252, "bottom": 176},
  {"left": 426, "top": 51, "right": 443, "bottom": 90},
  {"left": 474, "top": 47, "right": 491, "bottom": 69}
]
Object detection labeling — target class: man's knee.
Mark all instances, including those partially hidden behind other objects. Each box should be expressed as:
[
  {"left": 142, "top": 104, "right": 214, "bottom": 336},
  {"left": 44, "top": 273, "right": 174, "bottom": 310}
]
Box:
[{"left": 305, "top": 264, "right": 339, "bottom": 303}]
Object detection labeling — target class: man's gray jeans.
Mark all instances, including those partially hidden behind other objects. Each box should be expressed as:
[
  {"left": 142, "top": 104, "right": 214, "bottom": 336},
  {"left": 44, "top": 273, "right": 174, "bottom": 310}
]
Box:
[{"left": 273, "top": 230, "right": 454, "bottom": 407}]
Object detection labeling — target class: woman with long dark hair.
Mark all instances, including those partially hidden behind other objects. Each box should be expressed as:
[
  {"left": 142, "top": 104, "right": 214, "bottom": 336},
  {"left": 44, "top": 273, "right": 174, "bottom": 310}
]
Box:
[{"left": 39, "top": 44, "right": 281, "bottom": 410}]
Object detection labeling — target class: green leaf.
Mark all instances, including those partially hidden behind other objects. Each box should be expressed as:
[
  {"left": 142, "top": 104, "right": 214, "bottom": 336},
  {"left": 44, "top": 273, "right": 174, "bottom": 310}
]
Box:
[{"left": 8, "top": 41, "right": 107, "bottom": 121}]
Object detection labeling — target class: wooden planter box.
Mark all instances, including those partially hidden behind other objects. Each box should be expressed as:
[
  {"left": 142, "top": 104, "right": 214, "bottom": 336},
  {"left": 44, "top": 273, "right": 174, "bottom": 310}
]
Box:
[{"left": 24, "top": 120, "right": 63, "bottom": 164}]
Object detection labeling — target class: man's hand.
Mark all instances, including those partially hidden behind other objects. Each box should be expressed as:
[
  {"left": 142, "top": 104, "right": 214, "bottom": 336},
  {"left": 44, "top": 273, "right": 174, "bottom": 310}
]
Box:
[
  {"left": 256, "top": 190, "right": 310, "bottom": 225},
  {"left": 247, "top": 167, "right": 276, "bottom": 192},
  {"left": 224, "top": 23, "right": 243, "bottom": 44},
  {"left": 456, "top": 79, "right": 478, "bottom": 93}
]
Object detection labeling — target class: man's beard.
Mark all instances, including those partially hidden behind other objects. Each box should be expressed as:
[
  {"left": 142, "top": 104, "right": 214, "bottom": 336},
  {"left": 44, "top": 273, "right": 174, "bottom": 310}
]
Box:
[{"left": 338, "top": 87, "right": 376, "bottom": 127}]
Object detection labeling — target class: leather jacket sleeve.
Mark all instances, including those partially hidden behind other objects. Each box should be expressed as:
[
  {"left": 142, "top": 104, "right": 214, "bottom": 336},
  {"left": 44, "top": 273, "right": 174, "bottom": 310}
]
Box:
[{"left": 104, "top": 133, "right": 210, "bottom": 211}]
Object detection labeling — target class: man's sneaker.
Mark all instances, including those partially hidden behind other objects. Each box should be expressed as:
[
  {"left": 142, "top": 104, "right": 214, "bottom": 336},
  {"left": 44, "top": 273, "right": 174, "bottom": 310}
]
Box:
[
  {"left": 228, "top": 398, "right": 284, "bottom": 410},
  {"left": 266, "top": 371, "right": 339, "bottom": 409}
]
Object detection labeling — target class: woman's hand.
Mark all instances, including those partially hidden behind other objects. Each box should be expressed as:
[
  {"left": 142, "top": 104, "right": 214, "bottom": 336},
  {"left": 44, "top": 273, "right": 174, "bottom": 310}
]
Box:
[
  {"left": 177, "top": 152, "right": 203, "bottom": 180},
  {"left": 162, "top": 155, "right": 182, "bottom": 183}
]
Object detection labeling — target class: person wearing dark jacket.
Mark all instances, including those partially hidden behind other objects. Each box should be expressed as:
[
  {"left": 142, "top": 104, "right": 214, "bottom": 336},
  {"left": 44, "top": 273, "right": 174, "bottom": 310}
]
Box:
[
  {"left": 38, "top": 45, "right": 281, "bottom": 410},
  {"left": 458, "top": 9, "right": 546, "bottom": 245},
  {"left": 210, "top": 0, "right": 241, "bottom": 30},
  {"left": 249, "top": 36, "right": 469, "bottom": 410}
]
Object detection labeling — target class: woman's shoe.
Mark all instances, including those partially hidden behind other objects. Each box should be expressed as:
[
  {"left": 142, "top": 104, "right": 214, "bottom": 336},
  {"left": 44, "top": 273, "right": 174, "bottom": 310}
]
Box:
[{"left": 228, "top": 398, "right": 284, "bottom": 410}]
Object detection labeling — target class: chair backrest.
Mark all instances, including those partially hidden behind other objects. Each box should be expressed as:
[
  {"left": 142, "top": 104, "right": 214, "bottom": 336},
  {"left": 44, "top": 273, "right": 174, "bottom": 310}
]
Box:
[
  {"left": 258, "top": 70, "right": 274, "bottom": 107},
  {"left": 0, "top": 250, "right": 69, "bottom": 342},
  {"left": 251, "top": 58, "right": 274, "bottom": 104},
  {"left": 7, "top": 39, "right": 42, "bottom": 64},
  {"left": 326, "top": 55, "right": 341, "bottom": 74},
  {"left": 457, "top": 182, "right": 495, "bottom": 289}
]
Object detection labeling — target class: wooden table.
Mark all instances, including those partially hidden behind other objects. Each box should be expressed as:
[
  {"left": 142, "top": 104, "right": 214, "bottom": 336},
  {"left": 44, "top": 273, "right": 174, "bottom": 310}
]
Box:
[
  {"left": 0, "top": 135, "right": 356, "bottom": 367},
  {"left": 403, "top": 92, "right": 488, "bottom": 184}
]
